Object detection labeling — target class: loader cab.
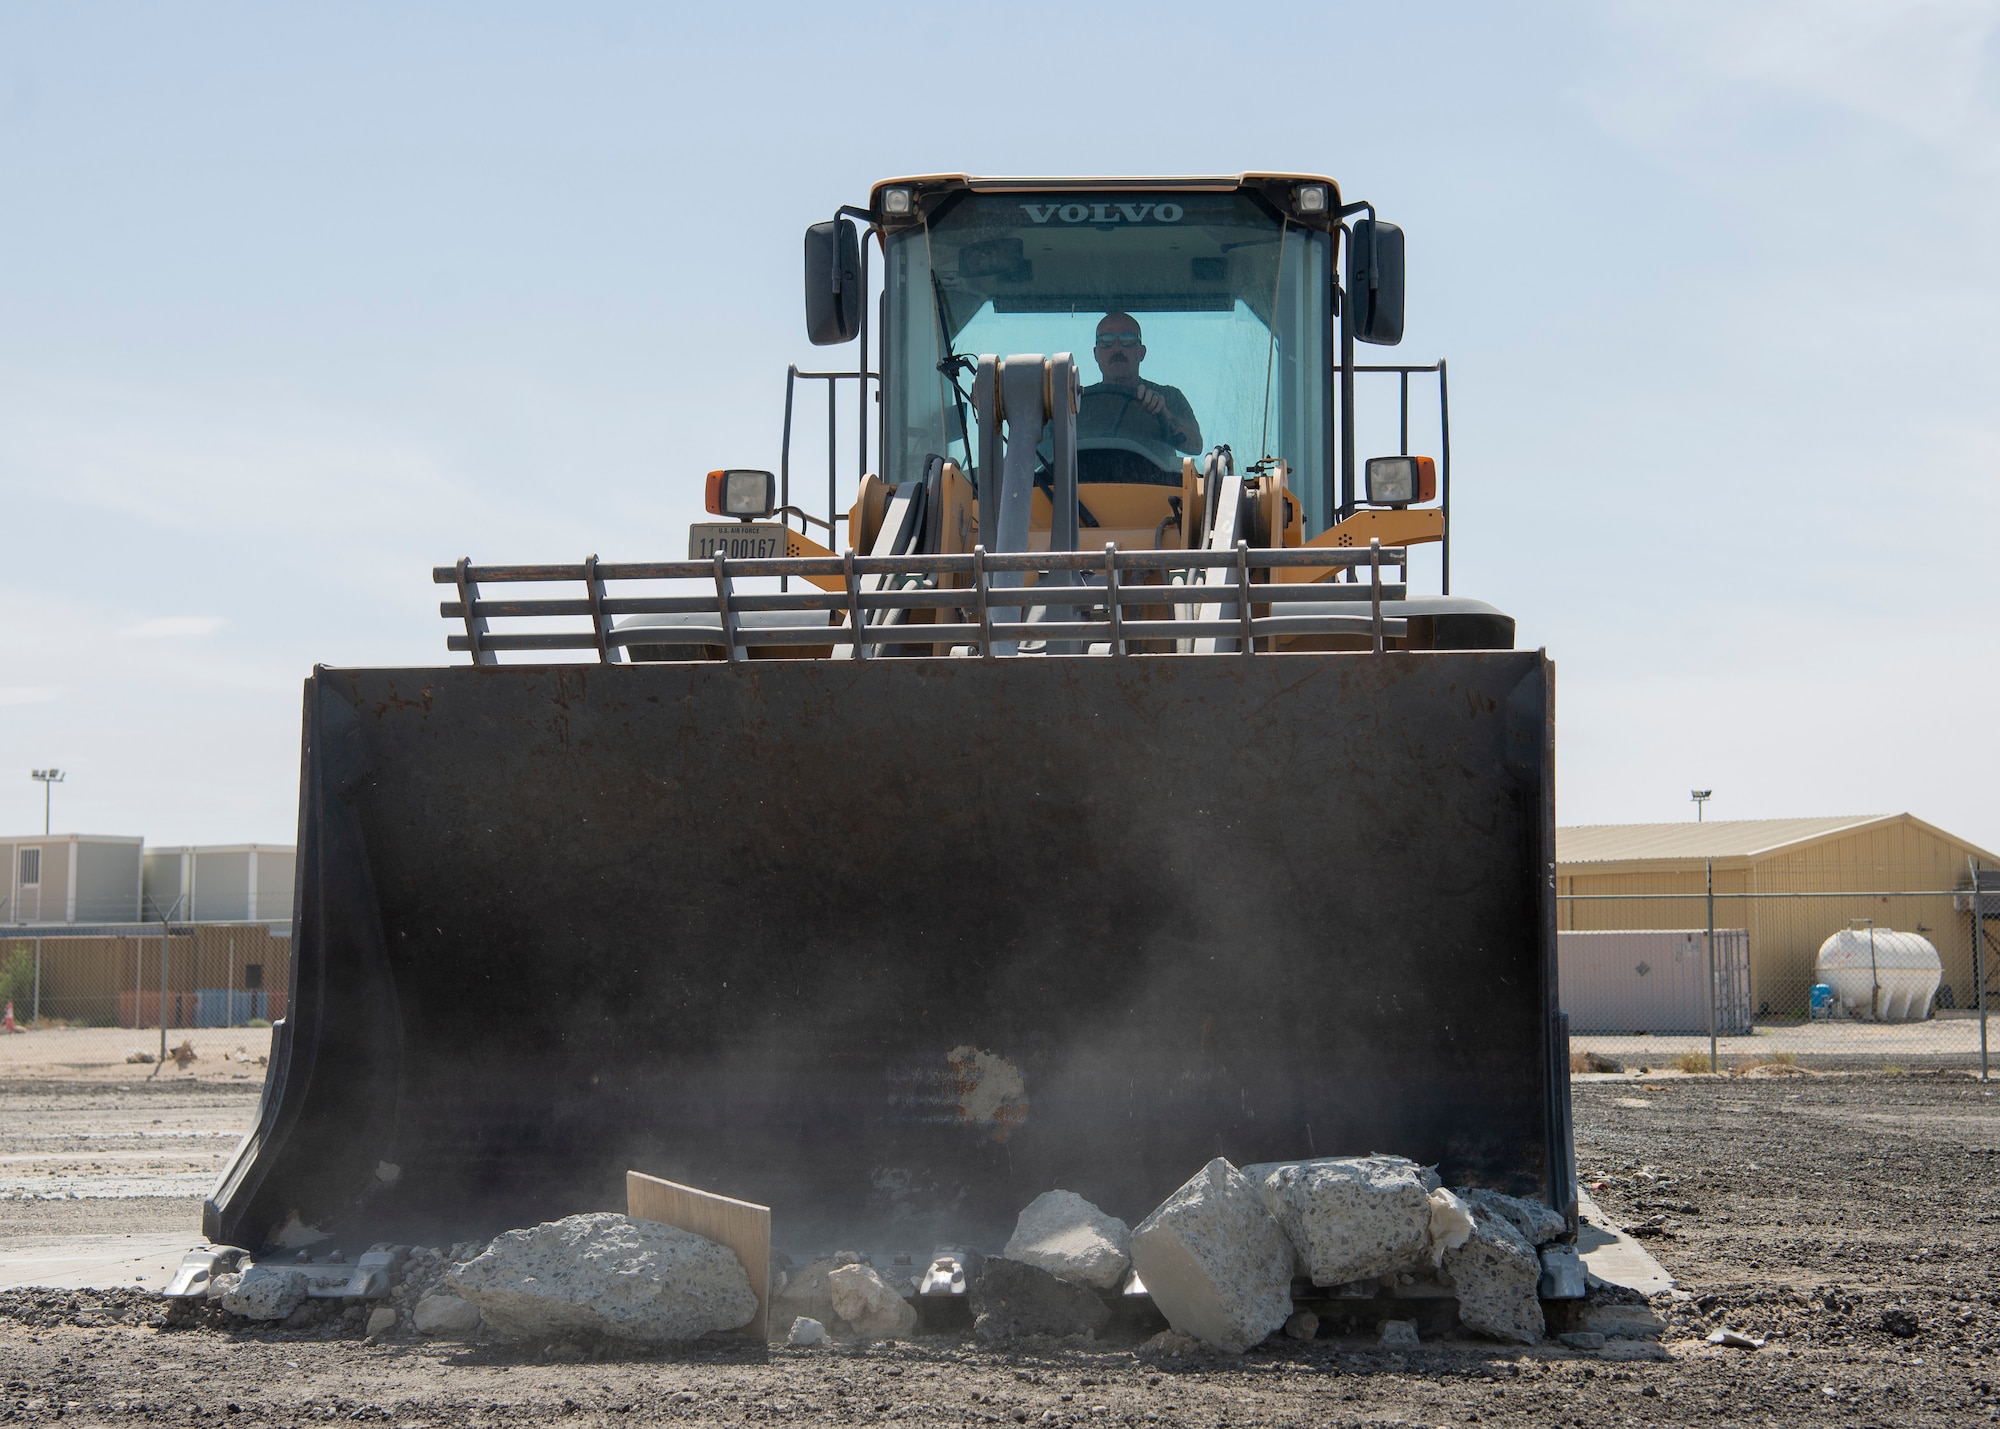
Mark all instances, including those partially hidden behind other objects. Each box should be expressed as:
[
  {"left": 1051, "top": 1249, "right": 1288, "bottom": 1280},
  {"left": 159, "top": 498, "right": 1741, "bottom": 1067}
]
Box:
[
  {"left": 872, "top": 177, "right": 1342, "bottom": 540},
  {"left": 766, "top": 172, "right": 1501, "bottom": 653}
]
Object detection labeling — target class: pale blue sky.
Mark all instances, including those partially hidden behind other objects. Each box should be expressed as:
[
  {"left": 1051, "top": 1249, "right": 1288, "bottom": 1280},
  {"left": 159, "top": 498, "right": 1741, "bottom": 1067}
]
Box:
[{"left": 2, "top": 1, "right": 1996, "bottom": 851}]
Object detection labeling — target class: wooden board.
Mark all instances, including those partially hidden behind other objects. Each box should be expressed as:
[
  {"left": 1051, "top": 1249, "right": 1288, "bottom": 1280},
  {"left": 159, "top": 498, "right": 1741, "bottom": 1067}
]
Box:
[{"left": 626, "top": 1170, "right": 770, "bottom": 1341}]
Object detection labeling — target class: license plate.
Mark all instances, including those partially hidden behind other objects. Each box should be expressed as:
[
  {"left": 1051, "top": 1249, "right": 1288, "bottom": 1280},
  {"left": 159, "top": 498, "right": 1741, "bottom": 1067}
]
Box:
[{"left": 688, "top": 523, "right": 788, "bottom": 560}]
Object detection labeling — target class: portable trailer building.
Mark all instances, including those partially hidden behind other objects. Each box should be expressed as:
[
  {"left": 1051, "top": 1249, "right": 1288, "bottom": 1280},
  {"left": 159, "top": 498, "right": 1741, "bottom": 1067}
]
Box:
[
  {"left": 1556, "top": 814, "right": 1998, "bottom": 1022},
  {"left": 0, "top": 834, "right": 144, "bottom": 925},
  {"left": 142, "top": 845, "right": 295, "bottom": 923}
]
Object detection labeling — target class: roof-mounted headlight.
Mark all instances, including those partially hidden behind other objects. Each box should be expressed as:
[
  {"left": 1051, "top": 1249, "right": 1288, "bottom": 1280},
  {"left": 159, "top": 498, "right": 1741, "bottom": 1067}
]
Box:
[
  {"left": 705, "top": 469, "right": 778, "bottom": 520},
  {"left": 1294, "top": 183, "right": 1329, "bottom": 216},
  {"left": 880, "top": 187, "right": 915, "bottom": 218},
  {"left": 1364, "top": 455, "right": 1437, "bottom": 508}
]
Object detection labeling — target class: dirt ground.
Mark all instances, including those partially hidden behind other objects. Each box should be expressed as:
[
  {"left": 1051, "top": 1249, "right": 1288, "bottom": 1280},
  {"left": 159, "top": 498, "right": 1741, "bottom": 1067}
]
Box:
[
  {"left": 4, "top": 1071, "right": 1999, "bottom": 1427},
  {"left": 0, "top": 1027, "right": 273, "bottom": 1086}
]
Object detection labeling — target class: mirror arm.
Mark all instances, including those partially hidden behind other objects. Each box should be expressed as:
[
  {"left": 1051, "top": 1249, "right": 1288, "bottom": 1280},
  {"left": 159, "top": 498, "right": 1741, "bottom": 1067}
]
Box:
[
  {"left": 1336, "top": 199, "right": 1384, "bottom": 294},
  {"left": 1339, "top": 200, "right": 1379, "bottom": 296},
  {"left": 827, "top": 205, "right": 875, "bottom": 291},
  {"left": 1338, "top": 274, "right": 1356, "bottom": 523},
  {"left": 1335, "top": 217, "right": 1359, "bottom": 524},
  {"left": 834, "top": 205, "right": 878, "bottom": 483}
]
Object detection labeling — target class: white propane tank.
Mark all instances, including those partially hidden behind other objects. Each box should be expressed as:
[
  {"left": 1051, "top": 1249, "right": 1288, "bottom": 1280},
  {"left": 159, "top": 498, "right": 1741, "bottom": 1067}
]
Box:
[{"left": 1814, "top": 928, "right": 1942, "bottom": 1021}]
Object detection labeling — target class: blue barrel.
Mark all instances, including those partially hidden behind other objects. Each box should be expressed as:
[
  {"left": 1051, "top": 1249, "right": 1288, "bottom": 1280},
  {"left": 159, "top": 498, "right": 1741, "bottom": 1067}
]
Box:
[{"left": 1809, "top": 983, "right": 1835, "bottom": 1018}]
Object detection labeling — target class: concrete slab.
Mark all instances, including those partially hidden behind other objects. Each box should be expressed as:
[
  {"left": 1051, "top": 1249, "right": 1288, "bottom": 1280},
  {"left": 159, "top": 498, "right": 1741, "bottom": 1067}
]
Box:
[
  {"left": 1574, "top": 1188, "right": 1674, "bottom": 1297},
  {"left": 0, "top": 1232, "right": 195, "bottom": 1291}
]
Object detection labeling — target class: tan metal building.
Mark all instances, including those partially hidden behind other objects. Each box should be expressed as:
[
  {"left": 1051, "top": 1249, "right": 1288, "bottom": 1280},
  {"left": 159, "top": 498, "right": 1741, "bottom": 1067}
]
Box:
[{"left": 1555, "top": 815, "right": 1997, "bottom": 1019}]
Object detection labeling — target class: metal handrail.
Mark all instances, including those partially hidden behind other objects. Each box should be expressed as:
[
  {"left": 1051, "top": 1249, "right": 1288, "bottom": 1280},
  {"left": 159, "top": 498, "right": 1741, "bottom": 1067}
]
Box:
[
  {"left": 434, "top": 540, "right": 1412, "bottom": 664},
  {"left": 1349, "top": 359, "right": 1450, "bottom": 593},
  {"left": 443, "top": 580, "right": 1410, "bottom": 620},
  {"left": 436, "top": 544, "right": 1398, "bottom": 585}
]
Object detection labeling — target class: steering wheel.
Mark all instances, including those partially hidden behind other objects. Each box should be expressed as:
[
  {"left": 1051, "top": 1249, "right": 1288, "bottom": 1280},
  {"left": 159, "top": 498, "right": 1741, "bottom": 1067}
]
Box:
[{"left": 1094, "top": 386, "right": 1152, "bottom": 434}]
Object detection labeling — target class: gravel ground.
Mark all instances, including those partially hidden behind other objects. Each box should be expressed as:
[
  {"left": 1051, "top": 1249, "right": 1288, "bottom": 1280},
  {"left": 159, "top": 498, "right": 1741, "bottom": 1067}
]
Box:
[
  {"left": 0, "top": 1084, "right": 250, "bottom": 1209},
  {"left": 0, "top": 1080, "right": 257, "bottom": 1291},
  {"left": 3, "top": 1072, "right": 1998, "bottom": 1426}
]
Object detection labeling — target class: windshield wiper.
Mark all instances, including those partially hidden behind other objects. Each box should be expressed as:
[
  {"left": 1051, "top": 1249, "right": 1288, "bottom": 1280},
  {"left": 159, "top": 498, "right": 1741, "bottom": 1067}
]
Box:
[{"left": 931, "top": 273, "right": 975, "bottom": 462}]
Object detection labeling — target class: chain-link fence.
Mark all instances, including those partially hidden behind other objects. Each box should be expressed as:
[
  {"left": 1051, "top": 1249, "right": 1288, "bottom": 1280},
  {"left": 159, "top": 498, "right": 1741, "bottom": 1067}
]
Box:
[
  {"left": 1559, "top": 862, "right": 1993, "bottom": 1075},
  {"left": 0, "top": 925, "right": 291, "bottom": 1029},
  {"left": 5, "top": 869, "right": 1990, "bottom": 1073}
]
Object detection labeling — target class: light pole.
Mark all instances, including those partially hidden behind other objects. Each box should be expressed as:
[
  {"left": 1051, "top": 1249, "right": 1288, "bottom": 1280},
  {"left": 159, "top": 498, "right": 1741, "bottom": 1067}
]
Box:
[
  {"left": 1691, "top": 789, "right": 1712, "bottom": 823},
  {"left": 30, "top": 770, "right": 64, "bottom": 836}
]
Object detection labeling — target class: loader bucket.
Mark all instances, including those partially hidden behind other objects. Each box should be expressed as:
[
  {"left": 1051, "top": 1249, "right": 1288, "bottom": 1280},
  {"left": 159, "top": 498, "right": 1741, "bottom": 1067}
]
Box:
[{"left": 209, "top": 651, "right": 1569, "bottom": 1255}]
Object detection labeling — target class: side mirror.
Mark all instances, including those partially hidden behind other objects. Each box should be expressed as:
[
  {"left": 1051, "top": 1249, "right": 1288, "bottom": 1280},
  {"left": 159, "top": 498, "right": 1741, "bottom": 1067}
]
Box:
[
  {"left": 1348, "top": 219, "right": 1405, "bottom": 346},
  {"left": 804, "top": 217, "right": 862, "bottom": 346}
]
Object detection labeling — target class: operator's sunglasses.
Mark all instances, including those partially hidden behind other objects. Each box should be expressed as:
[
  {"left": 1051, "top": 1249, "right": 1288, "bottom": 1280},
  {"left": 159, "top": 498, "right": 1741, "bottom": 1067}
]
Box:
[{"left": 1094, "top": 332, "right": 1142, "bottom": 348}]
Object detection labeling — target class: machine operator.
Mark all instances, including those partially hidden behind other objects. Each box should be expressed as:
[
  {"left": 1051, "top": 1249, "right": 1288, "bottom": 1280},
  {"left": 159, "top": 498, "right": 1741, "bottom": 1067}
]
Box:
[{"left": 1076, "top": 311, "right": 1204, "bottom": 457}]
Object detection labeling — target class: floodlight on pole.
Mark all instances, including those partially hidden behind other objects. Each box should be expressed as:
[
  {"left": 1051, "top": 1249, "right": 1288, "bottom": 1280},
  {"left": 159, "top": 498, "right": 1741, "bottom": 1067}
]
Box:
[
  {"left": 1690, "top": 789, "right": 1712, "bottom": 823},
  {"left": 30, "top": 769, "right": 65, "bottom": 836}
]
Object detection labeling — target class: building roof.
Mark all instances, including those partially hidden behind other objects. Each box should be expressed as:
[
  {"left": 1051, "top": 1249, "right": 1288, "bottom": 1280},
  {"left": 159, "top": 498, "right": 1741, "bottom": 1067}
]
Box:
[
  {"left": 144, "top": 844, "right": 295, "bottom": 856},
  {"left": 1556, "top": 814, "right": 2000, "bottom": 869},
  {"left": 0, "top": 833, "right": 145, "bottom": 845},
  {"left": 1557, "top": 816, "right": 1895, "bottom": 865}
]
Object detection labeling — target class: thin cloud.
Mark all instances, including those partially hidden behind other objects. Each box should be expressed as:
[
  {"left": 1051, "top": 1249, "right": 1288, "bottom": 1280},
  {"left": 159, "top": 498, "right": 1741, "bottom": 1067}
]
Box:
[
  {"left": 1593, "top": 0, "right": 2000, "bottom": 171},
  {"left": 122, "top": 616, "right": 225, "bottom": 639},
  {"left": 0, "top": 686, "right": 58, "bottom": 706}
]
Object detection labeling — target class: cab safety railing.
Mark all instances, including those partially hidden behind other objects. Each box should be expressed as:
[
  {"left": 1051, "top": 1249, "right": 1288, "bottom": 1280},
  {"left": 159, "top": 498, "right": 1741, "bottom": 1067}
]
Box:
[{"left": 436, "top": 541, "right": 1412, "bottom": 664}]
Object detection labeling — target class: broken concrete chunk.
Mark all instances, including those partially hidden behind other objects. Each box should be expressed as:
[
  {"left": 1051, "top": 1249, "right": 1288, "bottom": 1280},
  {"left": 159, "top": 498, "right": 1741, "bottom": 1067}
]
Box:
[
  {"left": 968, "top": 1257, "right": 1110, "bottom": 1344},
  {"left": 1282, "top": 1309, "right": 1318, "bottom": 1341},
  {"left": 1129, "top": 1157, "right": 1294, "bottom": 1354},
  {"left": 364, "top": 1306, "right": 398, "bottom": 1338},
  {"left": 1559, "top": 1330, "right": 1606, "bottom": 1350},
  {"left": 826, "top": 1263, "right": 917, "bottom": 1341},
  {"left": 412, "top": 1290, "right": 482, "bottom": 1335},
  {"left": 771, "top": 1258, "right": 840, "bottom": 1330},
  {"left": 1242, "top": 1155, "right": 1439, "bottom": 1285},
  {"left": 1706, "top": 1327, "right": 1763, "bottom": 1349},
  {"left": 1441, "top": 1203, "right": 1545, "bottom": 1345},
  {"left": 1001, "top": 1190, "right": 1132, "bottom": 1292},
  {"left": 786, "top": 1316, "right": 827, "bottom": 1347},
  {"left": 1379, "top": 1319, "right": 1420, "bottom": 1350},
  {"left": 1458, "top": 1188, "right": 1568, "bottom": 1247},
  {"left": 217, "top": 1265, "right": 308, "bottom": 1321},
  {"left": 449, "top": 1212, "right": 756, "bottom": 1342}
]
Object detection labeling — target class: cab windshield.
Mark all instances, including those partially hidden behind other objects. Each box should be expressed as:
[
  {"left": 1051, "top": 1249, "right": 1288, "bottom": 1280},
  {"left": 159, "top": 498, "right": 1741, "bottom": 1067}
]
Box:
[{"left": 882, "top": 190, "right": 1334, "bottom": 534}]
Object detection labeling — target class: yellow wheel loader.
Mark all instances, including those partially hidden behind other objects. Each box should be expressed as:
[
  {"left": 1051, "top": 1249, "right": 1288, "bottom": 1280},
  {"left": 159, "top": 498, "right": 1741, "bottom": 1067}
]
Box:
[{"left": 207, "top": 174, "right": 1572, "bottom": 1287}]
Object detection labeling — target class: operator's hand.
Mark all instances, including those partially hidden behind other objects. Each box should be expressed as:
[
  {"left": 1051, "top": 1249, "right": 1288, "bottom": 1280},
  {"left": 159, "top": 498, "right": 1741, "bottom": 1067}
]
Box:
[{"left": 1136, "top": 382, "right": 1188, "bottom": 444}]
